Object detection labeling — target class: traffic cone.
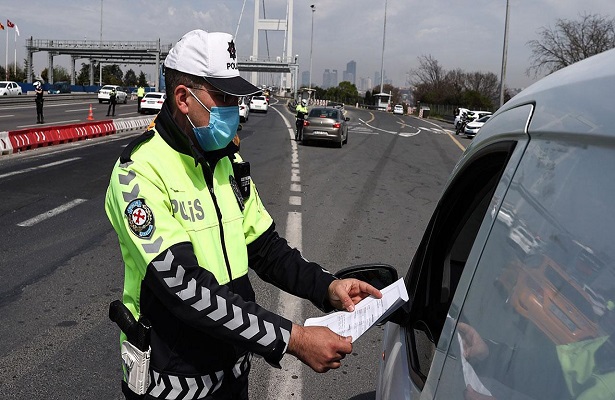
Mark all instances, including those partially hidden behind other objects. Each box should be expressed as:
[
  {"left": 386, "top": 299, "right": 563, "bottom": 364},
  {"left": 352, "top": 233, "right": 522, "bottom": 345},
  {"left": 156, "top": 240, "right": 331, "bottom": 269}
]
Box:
[{"left": 87, "top": 104, "right": 94, "bottom": 120}]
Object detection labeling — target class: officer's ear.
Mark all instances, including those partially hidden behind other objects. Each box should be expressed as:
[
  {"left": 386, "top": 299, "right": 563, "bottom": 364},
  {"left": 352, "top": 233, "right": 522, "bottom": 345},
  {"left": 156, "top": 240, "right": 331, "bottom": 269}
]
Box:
[{"left": 174, "top": 85, "right": 191, "bottom": 115}]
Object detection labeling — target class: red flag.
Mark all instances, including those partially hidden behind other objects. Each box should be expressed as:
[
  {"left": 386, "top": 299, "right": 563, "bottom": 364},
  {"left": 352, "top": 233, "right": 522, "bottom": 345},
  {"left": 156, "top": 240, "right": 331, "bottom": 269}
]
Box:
[
  {"left": 0, "top": 22, "right": 4, "bottom": 30},
  {"left": 7, "top": 20, "right": 14, "bottom": 28}
]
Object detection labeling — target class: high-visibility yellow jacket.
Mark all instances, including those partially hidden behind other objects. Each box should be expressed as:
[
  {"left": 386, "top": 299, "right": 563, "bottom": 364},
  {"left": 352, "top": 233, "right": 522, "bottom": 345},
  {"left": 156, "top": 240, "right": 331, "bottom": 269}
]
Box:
[{"left": 105, "top": 103, "right": 335, "bottom": 397}]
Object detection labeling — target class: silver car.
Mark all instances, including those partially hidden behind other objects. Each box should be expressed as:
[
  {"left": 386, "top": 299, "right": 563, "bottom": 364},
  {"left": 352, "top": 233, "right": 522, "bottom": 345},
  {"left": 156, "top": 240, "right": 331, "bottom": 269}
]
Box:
[
  {"left": 337, "top": 47, "right": 615, "bottom": 400},
  {"left": 302, "top": 107, "right": 349, "bottom": 148}
]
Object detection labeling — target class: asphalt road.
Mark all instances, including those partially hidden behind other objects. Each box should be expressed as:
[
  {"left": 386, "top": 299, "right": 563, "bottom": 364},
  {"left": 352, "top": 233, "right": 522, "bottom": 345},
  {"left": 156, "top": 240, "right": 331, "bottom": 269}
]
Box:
[
  {"left": 0, "top": 99, "right": 468, "bottom": 399},
  {"left": 0, "top": 94, "right": 143, "bottom": 131}
]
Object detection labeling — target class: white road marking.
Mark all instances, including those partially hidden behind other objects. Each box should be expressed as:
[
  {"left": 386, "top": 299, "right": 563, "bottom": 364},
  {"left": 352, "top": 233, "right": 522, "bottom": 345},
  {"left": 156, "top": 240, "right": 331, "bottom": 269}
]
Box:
[
  {"left": 269, "top": 106, "right": 304, "bottom": 399},
  {"left": 17, "top": 120, "right": 80, "bottom": 128},
  {"left": 17, "top": 198, "right": 87, "bottom": 227},
  {"left": 0, "top": 114, "right": 15, "bottom": 118},
  {"left": 0, "top": 157, "right": 81, "bottom": 179}
]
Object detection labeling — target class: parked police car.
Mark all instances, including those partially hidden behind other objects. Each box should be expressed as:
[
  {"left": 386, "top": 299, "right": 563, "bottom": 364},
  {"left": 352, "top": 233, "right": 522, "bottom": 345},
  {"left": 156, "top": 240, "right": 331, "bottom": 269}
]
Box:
[{"left": 339, "top": 48, "right": 615, "bottom": 399}]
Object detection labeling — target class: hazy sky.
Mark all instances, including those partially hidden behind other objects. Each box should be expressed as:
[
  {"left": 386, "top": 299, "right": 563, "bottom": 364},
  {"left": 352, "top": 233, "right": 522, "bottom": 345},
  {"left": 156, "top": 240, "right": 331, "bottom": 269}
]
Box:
[{"left": 1, "top": 0, "right": 613, "bottom": 90}]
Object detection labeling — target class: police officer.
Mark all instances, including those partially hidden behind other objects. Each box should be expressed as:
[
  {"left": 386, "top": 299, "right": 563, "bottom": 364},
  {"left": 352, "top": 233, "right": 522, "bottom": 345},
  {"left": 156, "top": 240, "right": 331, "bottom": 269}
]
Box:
[
  {"left": 106, "top": 87, "right": 117, "bottom": 117},
  {"left": 105, "top": 29, "right": 381, "bottom": 400},
  {"left": 34, "top": 81, "right": 44, "bottom": 124},
  {"left": 137, "top": 85, "right": 145, "bottom": 113},
  {"left": 295, "top": 98, "right": 308, "bottom": 141}
]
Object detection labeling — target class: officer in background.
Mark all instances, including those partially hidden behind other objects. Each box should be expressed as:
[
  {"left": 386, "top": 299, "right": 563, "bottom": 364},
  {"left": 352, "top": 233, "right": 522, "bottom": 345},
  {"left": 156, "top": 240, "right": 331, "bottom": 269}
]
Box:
[
  {"left": 105, "top": 29, "right": 382, "bottom": 400},
  {"left": 34, "top": 81, "right": 44, "bottom": 124},
  {"left": 137, "top": 85, "right": 145, "bottom": 113},
  {"left": 106, "top": 87, "right": 117, "bottom": 117},
  {"left": 295, "top": 98, "right": 308, "bottom": 141}
]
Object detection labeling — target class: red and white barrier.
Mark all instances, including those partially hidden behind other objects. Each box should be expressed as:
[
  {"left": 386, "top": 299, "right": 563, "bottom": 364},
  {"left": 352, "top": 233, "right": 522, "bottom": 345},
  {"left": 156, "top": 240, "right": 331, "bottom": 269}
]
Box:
[{"left": 2, "top": 116, "right": 154, "bottom": 156}]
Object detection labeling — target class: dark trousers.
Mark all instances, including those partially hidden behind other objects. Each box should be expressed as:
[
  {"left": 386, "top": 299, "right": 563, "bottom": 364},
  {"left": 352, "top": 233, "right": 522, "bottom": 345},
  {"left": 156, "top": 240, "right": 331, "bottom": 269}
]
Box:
[
  {"left": 107, "top": 101, "right": 116, "bottom": 116},
  {"left": 36, "top": 103, "right": 44, "bottom": 123},
  {"left": 138, "top": 96, "right": 144, "bottom": 112}
]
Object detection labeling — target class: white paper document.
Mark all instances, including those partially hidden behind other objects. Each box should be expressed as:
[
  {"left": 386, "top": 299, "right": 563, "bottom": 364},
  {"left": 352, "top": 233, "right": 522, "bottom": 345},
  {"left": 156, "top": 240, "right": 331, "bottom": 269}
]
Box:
[
  {"left": 457, "top": 333, "right": 492, "bottom": 396},
  {"left": 304, "top": 278, "right": 409, "bottom": 342}
]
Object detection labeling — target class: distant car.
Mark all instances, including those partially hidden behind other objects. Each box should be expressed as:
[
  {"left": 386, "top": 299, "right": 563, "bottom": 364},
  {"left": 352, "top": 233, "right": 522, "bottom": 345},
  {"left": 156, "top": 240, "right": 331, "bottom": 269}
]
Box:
[
  {"left": 97, "top": 85, "right": 128, "bottom": 104},
  {"left": 468, "top": 110, "right": 492, "bottom": 121},
  {"left": 249, "top": 96, "right": 268, "bottom": 113},
  {"left": 139, "top": 92, "right": 166, "bottom": 114},
  {"left": 0, "top": 81, "right": 22, "bottom": 96},
  {"left": 302, "top": 107, "right": 349, "bottom": 148},
  {"left": 238, "top": 96, "right": 249, "bottom": 122},
  {"left": 464, "top": 114, "right": 492, "bottom": 137},
  {"left": 393, "top": 104, "right": 404, "bottom": 115},
  {"left": 47, "top": 81, "right": 71, "bottom": 94}
]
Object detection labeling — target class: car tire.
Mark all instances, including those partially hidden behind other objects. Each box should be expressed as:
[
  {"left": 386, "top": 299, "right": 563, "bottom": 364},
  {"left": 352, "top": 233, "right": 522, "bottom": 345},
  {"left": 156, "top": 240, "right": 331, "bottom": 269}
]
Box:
[
  {"left": 343, "top": 131, "right": 348, "bottom": 144},
  {"left": 123, "top": 97, "right": 127, "bottom": 104},
  {"left": 99, "top": 99, "right": 102, "bottom": 104}
]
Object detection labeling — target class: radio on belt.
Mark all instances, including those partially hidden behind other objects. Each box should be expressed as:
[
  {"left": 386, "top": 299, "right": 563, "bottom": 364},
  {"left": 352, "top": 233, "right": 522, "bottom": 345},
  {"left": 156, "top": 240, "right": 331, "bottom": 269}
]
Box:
[{"left": 109, "top": 300, "right": 152, "bottom": 395}]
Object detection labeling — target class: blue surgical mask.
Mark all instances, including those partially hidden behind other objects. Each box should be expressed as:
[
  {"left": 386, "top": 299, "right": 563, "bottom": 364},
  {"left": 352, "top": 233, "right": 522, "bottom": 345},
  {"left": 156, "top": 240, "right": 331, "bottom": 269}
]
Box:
[{"left": 186, "top": 88, "right": 239, "bottom": 152}]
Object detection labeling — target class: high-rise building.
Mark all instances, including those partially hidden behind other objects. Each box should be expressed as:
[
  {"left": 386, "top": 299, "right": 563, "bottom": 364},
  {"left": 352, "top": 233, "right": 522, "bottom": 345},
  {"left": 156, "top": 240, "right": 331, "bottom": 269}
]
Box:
[
  {"left": 322, "top": 69, "right": 338, "bottom": 89},
  {"left": 301, "top": 71, "right": 310, "bottom": 87},
  {"left": 343, "top": 60, "right": 356, "bottom": 85}
]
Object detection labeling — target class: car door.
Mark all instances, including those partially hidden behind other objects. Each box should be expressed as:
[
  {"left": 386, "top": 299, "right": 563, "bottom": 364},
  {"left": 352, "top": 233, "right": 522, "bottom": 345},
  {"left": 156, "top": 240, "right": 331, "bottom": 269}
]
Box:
[
  {"left": 432, "top": 97, "right": 615, "bottom": 399},
  {"left": 375, "top": 105, "right": 533, "bottom": 399}
]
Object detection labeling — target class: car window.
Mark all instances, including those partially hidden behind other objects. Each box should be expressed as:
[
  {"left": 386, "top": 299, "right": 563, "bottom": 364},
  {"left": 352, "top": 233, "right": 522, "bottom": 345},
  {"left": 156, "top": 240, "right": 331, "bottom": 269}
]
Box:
[
  {"left": 401, "top": 105, "right": 534, "bottom": 392},
  {"left": 435, "top": 136, "right": 615, "bottom": 399},
  {"left": 0, "top": 83, "right": 6, "bottom": 88}
]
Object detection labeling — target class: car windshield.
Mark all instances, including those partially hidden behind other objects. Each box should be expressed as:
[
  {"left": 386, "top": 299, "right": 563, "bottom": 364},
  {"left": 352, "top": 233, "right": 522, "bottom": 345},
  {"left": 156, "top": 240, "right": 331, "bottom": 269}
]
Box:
[
  {"left": 102, "top": 86, "right": 115, "bottom": 90},
  {"left": 252, "top": 96, "right": 265, "bottom": 101},
  {"left": 0, "top": 83, "right": 7, "bottom": 88},
  {"left": 477, "top": 115, "right": 491, "bottom": 122},
  {"left": 145, "top": 94, "right": 163, "bottom": 99}
]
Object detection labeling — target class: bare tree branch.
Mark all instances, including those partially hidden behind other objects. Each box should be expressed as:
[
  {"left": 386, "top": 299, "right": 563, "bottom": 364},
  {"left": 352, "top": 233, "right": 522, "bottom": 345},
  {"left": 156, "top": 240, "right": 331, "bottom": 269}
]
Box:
[{"left": 527, "top": 13, "right": 615, "bottom": 77}]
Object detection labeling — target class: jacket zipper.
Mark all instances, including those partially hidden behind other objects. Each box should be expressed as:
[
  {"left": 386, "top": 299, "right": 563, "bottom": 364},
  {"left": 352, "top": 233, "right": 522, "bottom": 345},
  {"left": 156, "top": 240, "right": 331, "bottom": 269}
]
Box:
[{"left": 200, "top": 160, "right": 235, "bottom": 288}]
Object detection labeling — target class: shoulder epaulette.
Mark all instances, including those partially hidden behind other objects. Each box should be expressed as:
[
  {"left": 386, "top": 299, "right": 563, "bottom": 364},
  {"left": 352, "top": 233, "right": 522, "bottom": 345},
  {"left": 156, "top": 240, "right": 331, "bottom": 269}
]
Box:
[{"left": 120, "top": 130, "right": 155, "bottom": 164}]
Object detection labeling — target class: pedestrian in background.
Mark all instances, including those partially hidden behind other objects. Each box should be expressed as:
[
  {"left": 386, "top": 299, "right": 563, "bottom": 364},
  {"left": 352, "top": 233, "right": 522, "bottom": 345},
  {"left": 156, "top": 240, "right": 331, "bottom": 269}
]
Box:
[
  {"left": 137, "top": 85, "right": 145, "bottom": 113},
  {"left": 105, "top": 29, "right": 382, "bottom": 400},
  {"left": 34, "top": 81, "right": 44, "bottom": 124},
  {"left": 106, "top": 87, "right": 117, "bottom": 117}
]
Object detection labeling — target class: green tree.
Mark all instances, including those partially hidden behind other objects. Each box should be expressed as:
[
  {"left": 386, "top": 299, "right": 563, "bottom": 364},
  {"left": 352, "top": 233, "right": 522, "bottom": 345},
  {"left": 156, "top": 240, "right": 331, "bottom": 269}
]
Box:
[
  {"left": 102, "top": 64, "right": 123, "bottom": 85},
  {"left": 76, "top": 63, "right": 87, "bottom": 85},
  {"left": 527, "top": 13, "right": 615, "bottom": 77},
  {"left": 138, "top": 71, "right": 148, "bottom": 87},
  {"left": 124, "top": 69, "right": 138, "bottom": 87},
  {"left": 41, "top": 66, "right": 70, "bottom": 83}
]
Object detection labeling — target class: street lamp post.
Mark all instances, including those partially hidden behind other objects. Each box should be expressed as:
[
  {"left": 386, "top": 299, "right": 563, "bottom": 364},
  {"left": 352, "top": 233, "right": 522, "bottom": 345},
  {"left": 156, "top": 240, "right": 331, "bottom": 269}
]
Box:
[
  {"left": 309, "top": 4, "right": 315, "bottom": 92},
  {"left": 499, "top": 0, "right": 510, "bottom": 108}
]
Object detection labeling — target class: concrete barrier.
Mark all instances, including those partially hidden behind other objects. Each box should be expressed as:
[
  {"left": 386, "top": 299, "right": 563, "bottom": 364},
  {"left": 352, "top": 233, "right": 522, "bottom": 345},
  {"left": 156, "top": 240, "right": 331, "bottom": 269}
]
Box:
[{"left": 0, "top": 131, "right": 13, "bottom": 155}]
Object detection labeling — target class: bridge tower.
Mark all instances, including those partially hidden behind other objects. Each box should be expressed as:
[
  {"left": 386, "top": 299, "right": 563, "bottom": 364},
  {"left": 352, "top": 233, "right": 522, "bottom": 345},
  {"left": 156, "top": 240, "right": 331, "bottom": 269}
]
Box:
[{"left": 251, "top": 0, "right": 293, "bottom": 92}]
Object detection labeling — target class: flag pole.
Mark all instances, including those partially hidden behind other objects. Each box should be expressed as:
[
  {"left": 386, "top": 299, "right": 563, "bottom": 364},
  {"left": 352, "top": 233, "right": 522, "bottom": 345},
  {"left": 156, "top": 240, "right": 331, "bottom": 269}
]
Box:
[
  {"left": 14, "top": 28, "right": 17, "bottom": 77},
  {"left": 5, "top": 28, "right": 8, "bottom": 80}
]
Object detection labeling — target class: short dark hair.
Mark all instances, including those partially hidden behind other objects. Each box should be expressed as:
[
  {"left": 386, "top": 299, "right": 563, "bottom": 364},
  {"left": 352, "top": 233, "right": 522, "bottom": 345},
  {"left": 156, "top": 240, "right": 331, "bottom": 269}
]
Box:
[{"left": 164, "top": 68, "right": 207, "bottom": 112}]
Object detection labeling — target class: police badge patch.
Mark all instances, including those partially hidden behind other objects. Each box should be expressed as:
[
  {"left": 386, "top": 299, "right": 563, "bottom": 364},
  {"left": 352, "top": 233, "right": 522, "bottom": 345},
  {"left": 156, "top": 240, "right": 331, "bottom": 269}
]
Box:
[{"left": 125, "top": 198, "right": 155, "bottom": 239}]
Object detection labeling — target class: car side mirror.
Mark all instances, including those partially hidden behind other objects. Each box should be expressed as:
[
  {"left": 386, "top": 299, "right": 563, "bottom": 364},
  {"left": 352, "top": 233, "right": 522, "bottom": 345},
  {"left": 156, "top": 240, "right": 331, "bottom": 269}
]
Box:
[
  {"left": 334, "top": 263, "right": 410, "bottom": 325},
  {"left": 237, "top": 124, "right": 243, "bottom": 132},
  {"left": 334, "top": 263, "right": 398, "bottom": 289}
]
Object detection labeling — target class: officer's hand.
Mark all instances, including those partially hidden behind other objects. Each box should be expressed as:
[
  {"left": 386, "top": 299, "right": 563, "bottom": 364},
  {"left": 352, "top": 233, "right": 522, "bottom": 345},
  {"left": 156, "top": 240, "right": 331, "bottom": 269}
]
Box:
[
  {"left": 287, "top": 324, "right": 352, "bottom": 372},
  {"left": 458, "top": 322, "right": 489, "bottom": 361},
  {"left": 328, "top": 279, "right": 382, "bottom": 312}
]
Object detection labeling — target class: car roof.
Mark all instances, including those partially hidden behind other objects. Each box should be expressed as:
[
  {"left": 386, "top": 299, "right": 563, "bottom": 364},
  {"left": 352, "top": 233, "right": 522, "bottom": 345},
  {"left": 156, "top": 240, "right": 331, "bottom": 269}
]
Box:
[{"left": 490, "top": 47, "right": 615, "bottom": 139}]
